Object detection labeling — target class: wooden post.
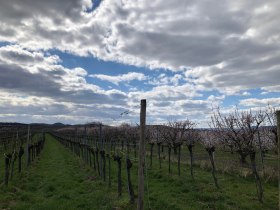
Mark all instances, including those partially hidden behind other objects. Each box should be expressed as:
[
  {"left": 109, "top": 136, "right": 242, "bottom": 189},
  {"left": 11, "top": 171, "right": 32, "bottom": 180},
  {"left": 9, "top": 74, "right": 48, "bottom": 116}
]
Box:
[
  {"left": 26, "top": 125, "right": 30, "bottom": 167},
  {"left": 137, "top": 99, "right": 146, "bottom": 210},
  {"left": 276, "top": 110, "right": 280, "bottom": 209}
]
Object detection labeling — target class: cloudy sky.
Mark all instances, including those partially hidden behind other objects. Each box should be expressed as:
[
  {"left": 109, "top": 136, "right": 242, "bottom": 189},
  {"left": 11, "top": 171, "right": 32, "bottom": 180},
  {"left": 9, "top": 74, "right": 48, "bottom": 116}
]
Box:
[{"left": 0, "top": 0, "right": 279, "bottom": 126}]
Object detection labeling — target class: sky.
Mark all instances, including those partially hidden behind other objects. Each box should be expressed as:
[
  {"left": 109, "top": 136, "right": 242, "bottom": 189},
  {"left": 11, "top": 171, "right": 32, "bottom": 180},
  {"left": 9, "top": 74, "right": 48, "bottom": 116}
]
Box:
[{"left": 0, "top": 0, "right": 279, "bottom": 127}]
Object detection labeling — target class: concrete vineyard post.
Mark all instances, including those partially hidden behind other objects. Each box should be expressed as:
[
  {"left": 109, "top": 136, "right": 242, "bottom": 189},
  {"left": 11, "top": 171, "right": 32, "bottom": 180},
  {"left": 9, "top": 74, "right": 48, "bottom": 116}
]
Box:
[{"left": 137, "top": 99, "right": 146, "bottom": 210}]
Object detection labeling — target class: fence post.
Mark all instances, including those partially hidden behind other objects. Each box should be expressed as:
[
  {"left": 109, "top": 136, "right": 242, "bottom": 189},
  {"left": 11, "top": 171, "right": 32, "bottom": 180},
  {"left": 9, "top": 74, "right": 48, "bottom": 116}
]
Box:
[
  {"left": 276, "top": 110, "right": 280, "bottom": 209},
  {"left": 137, "top": 99, "right": 146, "bottom": 210}
]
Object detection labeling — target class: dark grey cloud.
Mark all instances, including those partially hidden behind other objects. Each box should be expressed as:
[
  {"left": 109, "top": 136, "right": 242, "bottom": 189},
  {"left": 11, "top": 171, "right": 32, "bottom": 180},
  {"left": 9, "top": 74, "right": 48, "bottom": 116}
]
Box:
[
  {"left": 0, "top": 50, "right": 44, "bottom": 63},
  {"left": 180, "top": 102, "right": 209, "bottom": 111},
  {"left": 0, "top": 103, "right": 71, "bottom": 116},
  {"left": 0, "top": 63, "right": 61, "bottom": 96},
  {"left": 0, "top": 45, "right": 127, "bottom": 106},
  {"left": 0, "top": 0, "right": 90, "bottom": 23},
  {"left": 120, "top": 28, "right": 223, "bottom": 67},
  {"left": 152, "top": 101, "right": 172, "bottom": 107},
  {"left": 0, "top": 62, "right": 127, "bottom": 105}
]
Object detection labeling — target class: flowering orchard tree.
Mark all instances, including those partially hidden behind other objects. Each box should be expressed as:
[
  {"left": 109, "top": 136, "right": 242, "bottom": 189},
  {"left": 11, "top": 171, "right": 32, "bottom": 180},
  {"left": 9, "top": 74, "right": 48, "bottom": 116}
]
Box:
[
  {"left": 211, "top": 107, "right": 266, "bottom": 164},
  {"left": 199, "top": 129, "right": 220, "bottom": 188},
  {"left": 148, "top": 125, "right": 164, "bottom": 168},
  {"left": 182, "top": 124, "right": 199, "bottom": 179},
  {"left": 159, "top": 120, "right": 193, "bottom": 175},
  {"left": 264, "top": 105, "right": 278, "bottom": 151},
  {"left": 210, "top": 107, "right": 266, "bottom": 202}
]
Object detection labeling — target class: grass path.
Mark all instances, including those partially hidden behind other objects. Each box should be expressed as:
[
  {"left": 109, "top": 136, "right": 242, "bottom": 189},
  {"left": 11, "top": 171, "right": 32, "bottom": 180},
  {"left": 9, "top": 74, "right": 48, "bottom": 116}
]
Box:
[
  {"left": 0, "top": 134, "right": 278, "bottom": 210},
  {"left": 0, "top": 134, "right": 116, "bottom": 210}
]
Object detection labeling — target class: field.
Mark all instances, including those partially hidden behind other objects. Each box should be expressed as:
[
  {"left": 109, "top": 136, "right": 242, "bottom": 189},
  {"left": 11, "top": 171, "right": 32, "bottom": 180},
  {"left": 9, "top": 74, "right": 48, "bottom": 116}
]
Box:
[{"left": 0, "top": 134, "right": 278, "bottom": 210}]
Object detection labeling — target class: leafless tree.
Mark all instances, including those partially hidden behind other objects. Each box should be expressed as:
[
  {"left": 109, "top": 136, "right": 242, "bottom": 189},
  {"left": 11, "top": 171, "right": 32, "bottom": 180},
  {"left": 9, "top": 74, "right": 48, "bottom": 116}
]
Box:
[
  {"left": 160, "top": 120, "right": 189, "bottom": 175},
  {"left": 181, "top": 121, "right": 198, "bottom": 179},
  {"left": 122, "top": 125, "right": 137, "bottom": 203},
  {"left": 211, "top": 107, "right": 266, "bottom": 202},
  {"left": 211, "top": 107, "right": 265, "bottom": 164},
  {"left": 200, "top": 129, "right": 220, "bottom": 188},
  {"left": 149, "top": 125, "right": 164, "bottom": 168},
  {"left": 264, "top": 105, "right": 278, "bottom": 152}
]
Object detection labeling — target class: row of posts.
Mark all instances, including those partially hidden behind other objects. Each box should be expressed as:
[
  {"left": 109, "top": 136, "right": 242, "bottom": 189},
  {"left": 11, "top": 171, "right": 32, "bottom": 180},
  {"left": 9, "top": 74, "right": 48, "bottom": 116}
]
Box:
[
  {"left": 52, "top": 99, "right": 147, "bottom": 210},
  {"left": 3, "top": 126, "right": 45, "bottom": 186}
]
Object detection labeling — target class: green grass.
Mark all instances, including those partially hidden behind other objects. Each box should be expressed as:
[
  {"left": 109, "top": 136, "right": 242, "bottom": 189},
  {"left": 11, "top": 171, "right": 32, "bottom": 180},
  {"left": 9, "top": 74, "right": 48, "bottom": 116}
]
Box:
[
  {"left": 0, "top": 134, "right": 278, "bottom": 210},
  {"left": 0, "top": 135, "right": 117, "bottom": 210},
  {"left": 164, "top": 143, "right": 278, "bottom": 180}
]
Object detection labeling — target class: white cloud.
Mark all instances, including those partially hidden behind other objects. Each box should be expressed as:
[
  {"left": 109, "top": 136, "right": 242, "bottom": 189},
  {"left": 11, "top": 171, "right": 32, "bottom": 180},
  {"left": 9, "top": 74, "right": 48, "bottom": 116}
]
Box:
[
  {"left": 239, "top": 97, "right": 280, "bottom": 107},
  {"left": 261, "top": 85, "right": 280, "bottom": 93},
  {"left": 241, "top": 91, "right": 251, "bottom": 96},
  {"left": 0, "top": 0, "right": 279, "bottom": 125},
  {"left": 89, "top": 72, "right": 147, "bottom": 85},
  {"left": 0, "top": 44, "right": 132, "bottom": 123}
]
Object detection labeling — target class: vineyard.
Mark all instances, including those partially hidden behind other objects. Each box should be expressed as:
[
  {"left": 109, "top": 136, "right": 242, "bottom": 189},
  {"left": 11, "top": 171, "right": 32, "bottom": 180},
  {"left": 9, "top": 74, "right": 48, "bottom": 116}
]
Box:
[{"left": 0, "top": 102, "right": 279, "bottom": 210}]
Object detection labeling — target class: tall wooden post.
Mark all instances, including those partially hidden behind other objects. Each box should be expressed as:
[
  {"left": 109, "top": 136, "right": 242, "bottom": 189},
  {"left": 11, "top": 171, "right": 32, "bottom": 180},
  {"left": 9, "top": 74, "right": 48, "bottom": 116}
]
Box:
[
  {"left": 276, "top": 110, "right": 280, "bottom": 209},
  {"left": 26, "top": 125, "right": 30, "bottom": 167},
  {"left": 137, "top": 99, "right": 146, "bottom": 210}
]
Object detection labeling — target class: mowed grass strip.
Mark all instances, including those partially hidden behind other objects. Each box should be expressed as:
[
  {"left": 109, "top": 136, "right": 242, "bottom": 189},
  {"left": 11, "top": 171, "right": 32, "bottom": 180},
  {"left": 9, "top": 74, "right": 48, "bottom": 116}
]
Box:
[
  {"left": 0, "top": 134, "right": 278, "bottom": 210},
  {"left": 0, "top": 134, "right": 116, "bottom": 210}
]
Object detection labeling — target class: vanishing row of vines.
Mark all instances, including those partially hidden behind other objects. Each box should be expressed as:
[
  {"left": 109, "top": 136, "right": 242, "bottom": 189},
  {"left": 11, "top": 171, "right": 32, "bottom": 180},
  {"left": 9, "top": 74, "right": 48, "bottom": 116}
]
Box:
[{"left": 51, "top": 105, "right": 278, "bottom": 204}]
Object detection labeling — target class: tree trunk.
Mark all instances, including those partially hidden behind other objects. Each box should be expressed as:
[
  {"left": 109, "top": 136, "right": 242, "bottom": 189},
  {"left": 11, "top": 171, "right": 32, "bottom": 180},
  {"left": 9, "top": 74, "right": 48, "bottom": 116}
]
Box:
[
  {"left": 249, "top": 151, "right": 263, "bottom": 203},
  {"left": 150, "top": 143, "right": 154, "bottom": 168},
  {"left": 99, "top": 150, "right": 103, "bottom": 178},
  {"left": 91, "top": 149, "right": 96, "bottom": 170},
  {"left": 32, "top": 145, "right": 35, "bottom": 160},
  {"left": 257, "top": 131, "right": 265, "bottom": 177},
  {"left": 188, "top": 145, "right": 194, "bottom": 179},
  {"left": 30, "top": 146, "right": 33, "bottom": 162},
  {"left": 168, "top": 147, "right": 171, "bottom": 174},
  {"left": 157, "top": 143, "right": 161, "bottom": 169},
  {"left": 10, "top": 152, "right": 17, "bottom": 180},
  {"left": 173, "top": 146, "right": 177, "bottom": 155},
  {"left": 18, "top": 146, "right": 24, "bottom": 173},
  {"left": 238, "top": 151, "right": 248, "bottom": 165},
  {"left": 82, "top": 144, "right": 85, "bottom": 162},
  {"left": 101, "top": 150, "right": 106, "bottom": 181},
  {"left": 177, "top": 145, "right": 181, "bottom": 176},
  {"left": 28, "top": 146, "right": 31, "bottom": 165},
  {"left": 126, "top": 157, "right": 135, "bottom": 203},
  {"left": 4, "top": 154, "right": 11, "bottom": 186},
  {"left": 206, "top": 147, "right": 219, "bottom": 188},
  {"left": 126, "top": 142, "right": 129, "bottom": 155},
  {"left": 134, "top": 142, "right": 137, "bottom": 158},
  {"left": 114, "top": 156, "right": 122, "bottom": 197},
  {"left": 96, "top": 148, "right": 100, "bottom": 176},
  {"left": 108, "top": 154, "right": 111, "bottom": 187},
  {"left": 89, "top": 147, "right": 92, "bottom": 167}
]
